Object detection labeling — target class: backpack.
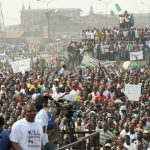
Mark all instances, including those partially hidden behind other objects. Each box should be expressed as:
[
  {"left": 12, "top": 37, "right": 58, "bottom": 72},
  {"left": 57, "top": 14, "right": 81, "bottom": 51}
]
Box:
[{"left": 47, "top": 112, "right": 56, "bottom": 130}]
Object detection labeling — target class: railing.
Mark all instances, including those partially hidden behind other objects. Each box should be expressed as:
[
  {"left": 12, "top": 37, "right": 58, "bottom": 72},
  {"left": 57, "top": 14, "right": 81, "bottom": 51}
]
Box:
[{"left": 58, "top": 131, "right": 100, "bottom": 150}]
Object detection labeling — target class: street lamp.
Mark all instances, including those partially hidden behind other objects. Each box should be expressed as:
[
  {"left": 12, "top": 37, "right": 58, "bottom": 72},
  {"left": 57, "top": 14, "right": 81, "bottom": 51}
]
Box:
[
  {"left": 141, "top": 1, "right": 150, "bottom": 27},
  {"left": 99, "top": 0, "right": 108, "bottom": 27},
  {"left": 37, "top": 0, "right": 55, "bottom": 40},
  {"left": 99, "top": 0, "right": 114, "bottom": 27},
  {"left": 37, "top": 0, "right": 54, "bottom": 9}
]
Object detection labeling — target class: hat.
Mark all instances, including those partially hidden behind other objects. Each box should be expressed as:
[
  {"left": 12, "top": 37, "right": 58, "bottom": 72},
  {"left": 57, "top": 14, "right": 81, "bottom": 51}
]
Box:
[
  {"left": 54, "top": 79, "right": 59, "bottom": 82},
  {"left": 1, "top": 85, "right": 5, "bottom": 88},
  {"left": 120, "top": 106, "right": 127, "bottom": 111},
  {"left": 115, "top": 99, "right": 123, "bottom": 103},
  {"left": 104, "top": 143, "right": 111, "bottom": 147}
]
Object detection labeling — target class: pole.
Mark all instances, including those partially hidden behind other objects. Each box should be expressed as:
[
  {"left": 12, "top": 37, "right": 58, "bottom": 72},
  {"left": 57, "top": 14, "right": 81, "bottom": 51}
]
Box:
[
  {"left": 46, "top": 12, "right": 50, "bottom": 40},
  {"left": 46, "top": 3, "right": 50, "bottom": 41},
  {"left": 106, "top": 4, "right": 108, "bottom": 27}
]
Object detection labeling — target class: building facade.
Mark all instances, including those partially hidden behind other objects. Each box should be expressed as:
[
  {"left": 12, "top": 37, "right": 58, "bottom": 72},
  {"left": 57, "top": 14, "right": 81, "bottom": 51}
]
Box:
[{"left": 19, "top": 4, "right": 150, "bottom": 41}]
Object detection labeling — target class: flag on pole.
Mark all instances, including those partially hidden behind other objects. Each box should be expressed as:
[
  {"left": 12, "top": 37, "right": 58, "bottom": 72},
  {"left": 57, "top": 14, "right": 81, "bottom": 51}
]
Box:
[
  {"left": 115, "top": 3, "right": 122, "bottom": 12},
  {"left": 110, "top": 10, "right": 115, "bottom": 16}
]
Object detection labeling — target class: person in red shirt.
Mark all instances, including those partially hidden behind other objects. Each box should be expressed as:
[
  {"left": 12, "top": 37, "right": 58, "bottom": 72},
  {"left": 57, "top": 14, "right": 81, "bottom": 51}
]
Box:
[{"left": 95, "top": 91, "right": 107, "bottom": 103}]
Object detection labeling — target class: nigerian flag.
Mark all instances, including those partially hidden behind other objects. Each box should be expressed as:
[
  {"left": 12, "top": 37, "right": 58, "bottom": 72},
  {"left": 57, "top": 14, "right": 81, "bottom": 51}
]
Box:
[
  {"left": 115, "top": 3, "right": 122, "bottom": 12},
  {"left": 110, "top": 3, "right": 122, "bottom": 16}
]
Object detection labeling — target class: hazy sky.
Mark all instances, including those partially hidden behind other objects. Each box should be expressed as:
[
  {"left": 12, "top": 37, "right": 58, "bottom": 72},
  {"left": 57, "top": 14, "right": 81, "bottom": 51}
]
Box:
[{"left": 1, "top": 0, "right": 150, "bottom": 26}]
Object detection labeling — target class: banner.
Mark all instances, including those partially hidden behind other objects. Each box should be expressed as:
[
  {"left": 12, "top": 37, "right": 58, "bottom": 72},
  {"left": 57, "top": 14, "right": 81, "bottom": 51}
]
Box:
[
  {"left": 10, "top": 59, "right": 31, "bottom": 74},
  {"left": 130, "top": 51, "right": 143, "bottom": 60},
  {"left": 81, "top": 52, "right": 100, "bottom": 67},
  {"left": 81, "top": 52, "right": 116, "bottom": 67},
  {"left": 125, "top": 84, "right": 141, "bottom": 101}
]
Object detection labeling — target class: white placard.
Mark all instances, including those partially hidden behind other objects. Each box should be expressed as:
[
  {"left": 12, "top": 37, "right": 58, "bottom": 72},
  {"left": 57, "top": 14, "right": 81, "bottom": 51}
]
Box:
[
  {"left": 130, "top": 51, "right": 143, "bottom": 61},
  {"left": 10, "top": 58, "right": 31, "bottom": 74},
  {"left": 125, "top": 84, "right": 141, "bottom": 101}
]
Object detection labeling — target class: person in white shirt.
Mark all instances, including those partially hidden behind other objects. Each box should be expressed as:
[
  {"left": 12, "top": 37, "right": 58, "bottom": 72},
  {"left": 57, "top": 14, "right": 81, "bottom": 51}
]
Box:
[
  {"left": 59, "top": 65, "right": 67, "bottom": 76},
  {"left": 120, "top": 126, "right": 130, "bottom": 138},
  {"left": 60, "top": 87, "right": 74, "bottom": 103},
  {"left": 52, "top": 87, "right": 63, "bottom": 101},
  {"left": 34, "top": 94, "right": 49, "bottom": 149},
  {"left": 69, "top": 84, "right": 80, "bottom": 102},
  {"left": 10, "top": 103, "right": 44, "bottom": 150},
  {"left": 123, "top": 135, "right": 136, "bottom": 150}
]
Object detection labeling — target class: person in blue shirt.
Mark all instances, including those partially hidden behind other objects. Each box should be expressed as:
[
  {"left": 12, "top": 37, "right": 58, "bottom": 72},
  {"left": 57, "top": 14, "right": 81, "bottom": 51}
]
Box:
[{"left": 0, "top": 115, "right": 11, "bottom": 150}]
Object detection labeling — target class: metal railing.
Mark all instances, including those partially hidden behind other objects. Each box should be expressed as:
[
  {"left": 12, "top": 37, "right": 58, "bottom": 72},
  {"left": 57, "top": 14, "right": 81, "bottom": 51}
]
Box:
[{"left": 58, "top": 131, "right": 100, "bottom": 150}]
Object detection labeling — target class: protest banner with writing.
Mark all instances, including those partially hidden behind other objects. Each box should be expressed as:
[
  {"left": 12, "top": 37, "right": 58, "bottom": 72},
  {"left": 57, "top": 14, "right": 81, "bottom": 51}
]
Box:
[
  {"left": 125, "top": 84, "right": 141, "bottom": 101},
  {"left": 130, "top": 51, "right": 143, "bottom": 61},
  {"left": 81, "top": 52, "right": 100, "bottom": 67},
  {"left": 81, "top": 52, "right": 116, "bottom": 68},
  {"left": 10, "top": 59, "right": 31, "bottom": 74}
]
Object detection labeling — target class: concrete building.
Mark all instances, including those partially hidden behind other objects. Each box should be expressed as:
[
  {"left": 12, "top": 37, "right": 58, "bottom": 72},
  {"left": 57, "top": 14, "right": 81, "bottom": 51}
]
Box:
[{"left": 6, "top": 4, "right": 150, "bottom": 42}]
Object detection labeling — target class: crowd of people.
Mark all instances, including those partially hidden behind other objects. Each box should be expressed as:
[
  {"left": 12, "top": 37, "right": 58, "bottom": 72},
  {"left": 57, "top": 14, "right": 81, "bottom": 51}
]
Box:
[
  {"left": 0, "top": 47, "right": 150, "bottom": 149},
  {"left": 0, "top": 15, "right": 150, "bottom": 149},
  {"left": 119, "top": 11, "right": 134, "bottom": 29},
  {"left": 67, "top": 26, "right": 150, "bottom": 68}
]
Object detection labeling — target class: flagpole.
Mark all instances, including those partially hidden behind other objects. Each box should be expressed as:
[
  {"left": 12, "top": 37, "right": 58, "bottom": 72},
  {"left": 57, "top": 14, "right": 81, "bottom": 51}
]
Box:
[
  {"left": 99, "top": 0, "right": 114, "bottom": 27},
  {"left": 99, "top": 0, "right": 107, "bottom": 27}
]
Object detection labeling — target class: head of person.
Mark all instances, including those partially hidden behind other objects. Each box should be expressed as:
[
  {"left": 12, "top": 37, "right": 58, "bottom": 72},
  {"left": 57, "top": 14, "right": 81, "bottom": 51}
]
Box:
[
  {"left": 23, "top": 103, "right": 36, "bottom": 122},
  {"left": 54, "top": 79, "right": 59, "bottom": 86},
  {"left": 137, "top": 131, "right": 143, "bottom": 141},
  {"left": 124, "top": 125, "right": 129, "bottom": 132},
  {"left": 62, "top": 64, "right": 66, "bottom": 69},
  {"left": 56, "top": 87, "right": 60, "bottom": 93},
  {"left": 72, "top": 83, "right": 78, "bottom": 91},
  {"left": 1, "top": 85, "right": 5, "bottom": 91},
  {"left": 65, "top": 86, "right": 70, "bottom": 93},
  {"left": 124, "top": 135, "right": 130, "bottom": 145},
  {"left": 34, "top": 94, "right": 45, "bottom": 110},
  {"left": 102, "top": 122, "right": 108, "bottom": 131}
]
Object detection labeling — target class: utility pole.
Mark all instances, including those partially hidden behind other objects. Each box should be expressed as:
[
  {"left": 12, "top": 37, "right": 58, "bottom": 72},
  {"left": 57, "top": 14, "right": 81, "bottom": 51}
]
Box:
[{"left": 0, "top": 2, "right": 5, "bottom": 41}]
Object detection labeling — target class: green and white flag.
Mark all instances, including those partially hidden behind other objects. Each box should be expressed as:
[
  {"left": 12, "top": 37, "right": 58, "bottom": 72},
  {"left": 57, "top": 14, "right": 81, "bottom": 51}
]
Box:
[
  {"left": 81, "top": 52, "right": 116, "bottom": 68},
  {"left": 81, "top": 52, "right": 100, "bottom": 68},
  {"left": 115, "top": 3, "right": 122, "bottom": 12}
]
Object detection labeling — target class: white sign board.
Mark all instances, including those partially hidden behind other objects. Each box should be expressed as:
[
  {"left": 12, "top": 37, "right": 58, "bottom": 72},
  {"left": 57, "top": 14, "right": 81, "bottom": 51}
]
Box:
[
  {"left": 130, "top": 51, "right": 143, "bottom": 61},
  {"left": 125, "top": 84, "right": 141, "bottom": 101},
  {"left": 10, "top": 59, "right": 31, "bottom": 74}
]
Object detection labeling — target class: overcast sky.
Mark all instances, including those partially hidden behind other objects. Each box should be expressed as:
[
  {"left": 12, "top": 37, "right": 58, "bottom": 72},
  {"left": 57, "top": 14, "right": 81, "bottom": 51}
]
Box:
[{"left": 1, "top": 0, "right": 150, "bottom": 26}]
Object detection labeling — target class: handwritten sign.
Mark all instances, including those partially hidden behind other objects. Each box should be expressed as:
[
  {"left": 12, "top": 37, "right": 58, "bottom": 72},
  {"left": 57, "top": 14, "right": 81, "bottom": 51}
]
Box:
[
  {"left": 125, "top": 84, "right": 141, "bottom": 101},
  {"left": 10, "top": 59, "right": 31, "bottom": 74}
]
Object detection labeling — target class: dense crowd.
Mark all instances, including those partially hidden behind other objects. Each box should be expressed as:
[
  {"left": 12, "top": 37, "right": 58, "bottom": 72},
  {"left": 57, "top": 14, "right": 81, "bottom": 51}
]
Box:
[
  {"left": 0, "top": 50, "right": 150, "bottom": 149},
  {"left": 0, "top": 17, "right": 150, "bottom": 149},
  {"left": 67, "top": 26, "right": 150, "bottom": 68}
]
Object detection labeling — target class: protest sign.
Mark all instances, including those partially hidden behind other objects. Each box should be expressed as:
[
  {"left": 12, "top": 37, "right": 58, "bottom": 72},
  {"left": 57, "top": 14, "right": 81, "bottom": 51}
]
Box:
[
  {"left": 123, "top": 61, "right": 131, "bottom": 69},
  {"left": 81, "top": 52, "right": 116, "bottom": 68},
  {"left": 125, "top": 84, "right": 141, "bottom": 101},
  {"left": 130, "top": 51, "right": 143, "bottom": 61},
  {"left": 10, "top": 59, "right": 31, "bottom": 74},
  {"left": 81, "top": 52, "right": 100, "bottom": 67}
]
